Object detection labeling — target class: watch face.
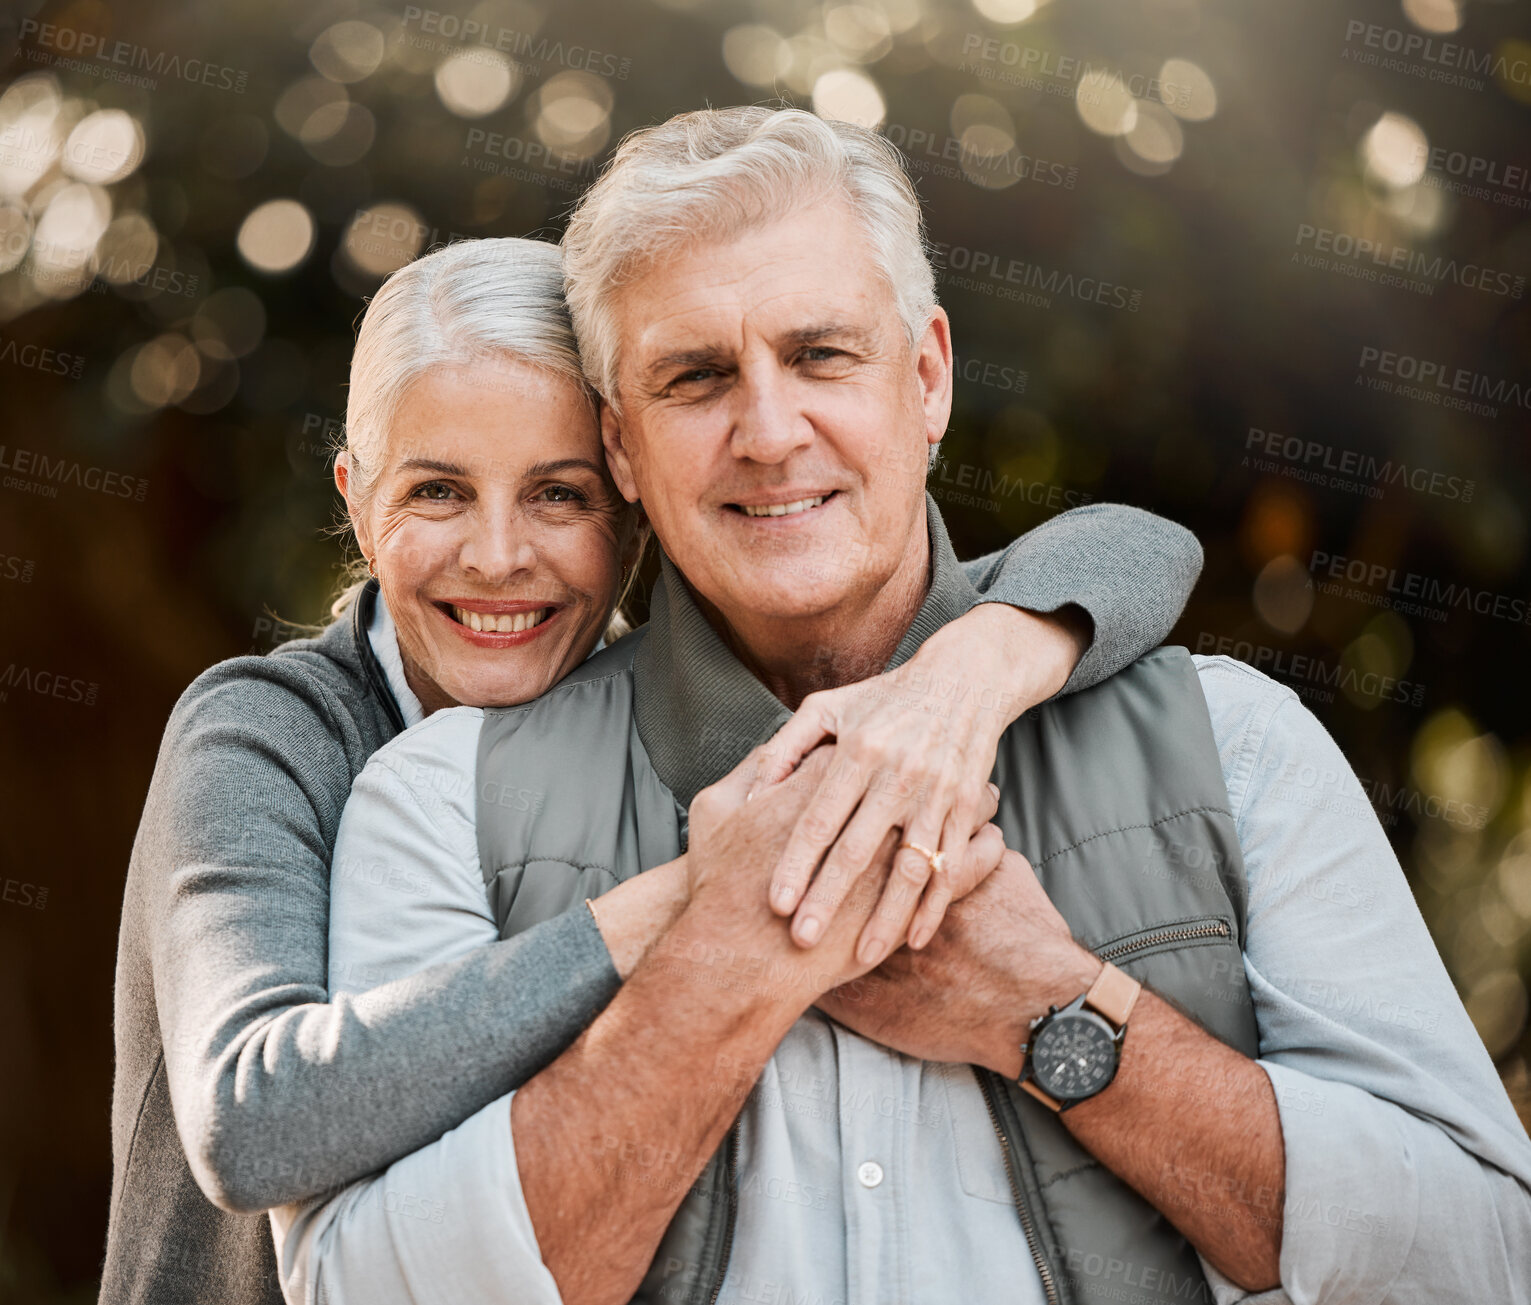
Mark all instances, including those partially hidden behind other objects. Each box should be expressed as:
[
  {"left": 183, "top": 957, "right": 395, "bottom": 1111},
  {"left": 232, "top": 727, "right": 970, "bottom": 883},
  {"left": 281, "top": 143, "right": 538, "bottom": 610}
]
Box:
[{"left": 1032, "top": 1012, "right": 1118, "bottom": 1101}]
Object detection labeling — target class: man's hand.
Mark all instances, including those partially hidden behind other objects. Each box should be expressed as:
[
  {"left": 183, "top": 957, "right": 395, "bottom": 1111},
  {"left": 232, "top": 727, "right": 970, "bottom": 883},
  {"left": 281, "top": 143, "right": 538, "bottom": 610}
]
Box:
[{"left": 815, "top": 848, "right": 1100, "bottom": 1078}]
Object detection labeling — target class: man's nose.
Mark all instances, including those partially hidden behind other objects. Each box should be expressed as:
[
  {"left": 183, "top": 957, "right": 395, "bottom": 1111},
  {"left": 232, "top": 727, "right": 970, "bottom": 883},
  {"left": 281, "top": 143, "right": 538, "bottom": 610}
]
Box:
[{"left": 729, "top": 362, "right": 815, "bottom": 463}]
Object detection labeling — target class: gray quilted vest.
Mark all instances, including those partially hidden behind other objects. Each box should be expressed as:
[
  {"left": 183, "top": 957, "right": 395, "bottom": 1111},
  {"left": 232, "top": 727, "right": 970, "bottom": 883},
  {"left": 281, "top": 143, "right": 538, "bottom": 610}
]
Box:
[{"left": 475, "top": 503, "right": 1257, "bottom": 1305}]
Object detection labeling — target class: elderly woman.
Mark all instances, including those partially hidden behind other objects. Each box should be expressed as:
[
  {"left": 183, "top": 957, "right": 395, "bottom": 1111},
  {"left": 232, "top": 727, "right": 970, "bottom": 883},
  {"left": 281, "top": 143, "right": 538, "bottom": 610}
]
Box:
[{"left": 103, "top": 236, "right": 1205, "bottom": 1305}]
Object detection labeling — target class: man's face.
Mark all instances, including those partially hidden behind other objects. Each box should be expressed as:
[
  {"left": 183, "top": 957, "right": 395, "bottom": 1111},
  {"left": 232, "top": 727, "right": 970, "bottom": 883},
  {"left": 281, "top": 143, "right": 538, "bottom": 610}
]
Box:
[{"left": 601, "top": 198, "right": 953, "bottom": 632}]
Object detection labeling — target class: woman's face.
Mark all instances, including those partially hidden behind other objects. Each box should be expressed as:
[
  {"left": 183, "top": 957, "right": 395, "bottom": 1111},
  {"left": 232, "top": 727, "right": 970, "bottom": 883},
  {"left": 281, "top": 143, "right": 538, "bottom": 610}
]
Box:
[{"left": 345, "top": 357, "right": 634, "bottom": 713}]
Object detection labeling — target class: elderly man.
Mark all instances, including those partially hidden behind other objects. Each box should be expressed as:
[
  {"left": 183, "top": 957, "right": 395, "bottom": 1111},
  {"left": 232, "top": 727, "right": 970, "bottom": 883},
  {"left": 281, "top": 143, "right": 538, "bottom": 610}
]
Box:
[{"left": 276, "top": 107, "right": 1531, "bottom": 1305}]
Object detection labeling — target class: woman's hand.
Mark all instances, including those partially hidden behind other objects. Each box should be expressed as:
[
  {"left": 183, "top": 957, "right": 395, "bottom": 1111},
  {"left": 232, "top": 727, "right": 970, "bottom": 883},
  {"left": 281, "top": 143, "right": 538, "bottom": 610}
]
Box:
[{"left": 754, "top": 602, "right": 1090, "bottom": 965}]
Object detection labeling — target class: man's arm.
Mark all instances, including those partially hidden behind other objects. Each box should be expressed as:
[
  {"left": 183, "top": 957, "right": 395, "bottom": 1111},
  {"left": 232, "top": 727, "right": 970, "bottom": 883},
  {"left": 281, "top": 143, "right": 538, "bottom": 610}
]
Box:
[
  {"left": 512, "top": 747, "right": 915, "bottom": 1305},
  {"left": 817, "top": 855, "right": 1286, "bottom": 1289},
  {"left": 960, "top": 500, "right": 1203, "bottom": 696},
  {"left": 823, "top": 660, "right": 1531, "bottom": 1303}
]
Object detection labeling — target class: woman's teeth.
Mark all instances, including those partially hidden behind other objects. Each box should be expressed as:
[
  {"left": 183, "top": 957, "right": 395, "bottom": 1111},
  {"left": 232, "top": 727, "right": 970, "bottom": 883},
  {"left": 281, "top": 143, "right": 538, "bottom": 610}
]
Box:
[
  {"left": 451, "top": 606, "right": 551, "bottom": 633},
  {"left": 740, "top": 494, "right": 828, "bottom": 518}
]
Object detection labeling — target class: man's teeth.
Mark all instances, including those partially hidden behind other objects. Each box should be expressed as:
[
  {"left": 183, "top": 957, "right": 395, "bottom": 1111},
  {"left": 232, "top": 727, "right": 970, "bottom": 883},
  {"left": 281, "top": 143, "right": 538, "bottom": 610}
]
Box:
[
  {"left": 740, "top": 494, "right": 828, "bottom": 518},
  {"left": 451, "top": 606, "right": 551, "bottom": 633}
]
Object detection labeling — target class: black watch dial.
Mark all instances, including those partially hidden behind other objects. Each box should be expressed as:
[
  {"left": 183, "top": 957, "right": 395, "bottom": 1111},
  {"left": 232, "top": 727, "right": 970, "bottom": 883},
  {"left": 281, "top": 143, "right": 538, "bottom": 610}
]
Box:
[{"left": 1032, "top": 1012, "right": 1118, "bottom": 1101}]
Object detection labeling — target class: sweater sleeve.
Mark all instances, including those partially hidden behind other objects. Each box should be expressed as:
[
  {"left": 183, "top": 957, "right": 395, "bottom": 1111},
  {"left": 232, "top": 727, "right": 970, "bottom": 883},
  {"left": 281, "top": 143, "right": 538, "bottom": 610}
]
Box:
[
  {"left": 958, "top": 502, "right": 1203, "bottom": 696},
  {"left": 140, "top": 663, "right": 621, "bottom": 1214}
]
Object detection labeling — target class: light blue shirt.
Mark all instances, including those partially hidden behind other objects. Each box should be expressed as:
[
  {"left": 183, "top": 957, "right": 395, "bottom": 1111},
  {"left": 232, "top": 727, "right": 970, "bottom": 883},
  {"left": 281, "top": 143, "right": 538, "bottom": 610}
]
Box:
[{"left": 269, "top": 645, "right": 1531, "bottom": 1305}]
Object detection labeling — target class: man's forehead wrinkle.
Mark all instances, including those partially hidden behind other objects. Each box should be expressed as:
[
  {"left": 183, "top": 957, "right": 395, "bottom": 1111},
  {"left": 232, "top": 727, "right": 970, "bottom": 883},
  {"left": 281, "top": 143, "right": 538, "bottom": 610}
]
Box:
[{"left": 633, "top": 285, "right": 878, "bottom": 367}]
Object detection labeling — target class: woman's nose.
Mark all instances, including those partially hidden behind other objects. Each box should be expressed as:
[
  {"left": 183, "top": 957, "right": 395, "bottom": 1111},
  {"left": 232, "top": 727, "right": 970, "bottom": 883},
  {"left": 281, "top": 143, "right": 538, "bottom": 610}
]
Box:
[{"left": 459, "top": 508, "right": 539, "bottom": 583}]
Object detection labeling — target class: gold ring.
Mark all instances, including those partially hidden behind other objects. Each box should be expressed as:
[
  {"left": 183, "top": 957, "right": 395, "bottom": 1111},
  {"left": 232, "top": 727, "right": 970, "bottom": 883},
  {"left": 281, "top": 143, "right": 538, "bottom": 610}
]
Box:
[{"left": 898, "top": 840, "right": 945, "bottom": 876}]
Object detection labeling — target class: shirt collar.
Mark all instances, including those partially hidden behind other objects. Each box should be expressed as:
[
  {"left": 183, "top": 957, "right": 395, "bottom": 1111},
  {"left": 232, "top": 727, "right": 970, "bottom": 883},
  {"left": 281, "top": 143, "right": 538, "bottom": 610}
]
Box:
[
  {"left": 366, "top": 588, "right": 427, "bottom": 728},
  {"left": 633, "top": 491, "right": 980, "bottom": 808}
]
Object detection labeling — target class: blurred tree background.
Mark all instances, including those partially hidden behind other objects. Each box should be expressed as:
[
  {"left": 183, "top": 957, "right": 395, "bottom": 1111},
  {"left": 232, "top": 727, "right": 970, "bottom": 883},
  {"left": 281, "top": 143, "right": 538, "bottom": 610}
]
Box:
[{"left": 0, "top": 0, "right": 1528, "bottom": 1297}]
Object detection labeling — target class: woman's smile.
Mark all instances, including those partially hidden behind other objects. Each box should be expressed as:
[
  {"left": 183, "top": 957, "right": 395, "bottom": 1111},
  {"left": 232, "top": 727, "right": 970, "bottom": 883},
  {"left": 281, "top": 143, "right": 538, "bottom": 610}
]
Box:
[{"left": 433, "top": 598, "right": 564, "bottom": 646}]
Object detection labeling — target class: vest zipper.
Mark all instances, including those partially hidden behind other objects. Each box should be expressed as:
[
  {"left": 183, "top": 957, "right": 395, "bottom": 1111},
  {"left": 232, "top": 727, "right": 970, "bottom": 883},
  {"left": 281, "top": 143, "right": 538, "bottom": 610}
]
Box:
[
  {"left": 976, "top": 1070, "right": 1060, "bottom": 1305},
  {"left": 1097, "top": 917, "right": 1231, "bottom": 963},
  {"left": 704, "top": 1120, "right": 741, "bottom": 1305}
]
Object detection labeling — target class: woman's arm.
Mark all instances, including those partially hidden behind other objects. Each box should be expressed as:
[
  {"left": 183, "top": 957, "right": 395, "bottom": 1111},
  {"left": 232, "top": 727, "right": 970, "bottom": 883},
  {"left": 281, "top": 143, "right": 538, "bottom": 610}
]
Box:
[
  {"left": 760, "top": 499, "right": 1205, "bottom": 960},
  {"left": 142, "top": 663, "right": 627, "bottom": 1214},
  {"left": 959, "top": 499, "right": 1203, "bottom": 696}
]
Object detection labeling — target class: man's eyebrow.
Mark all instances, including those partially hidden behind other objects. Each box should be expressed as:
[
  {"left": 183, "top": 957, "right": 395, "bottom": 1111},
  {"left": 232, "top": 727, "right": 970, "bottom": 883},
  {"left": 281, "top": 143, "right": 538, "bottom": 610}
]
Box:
[
  {"left": 640, "top": 323, "right": 872, "bottom": 383},
  {"left": 641, "top": 345, "right": 726, "bottom": 383},
  {"left": 785, "top": 323, "right": 870, "bottom": 348}
]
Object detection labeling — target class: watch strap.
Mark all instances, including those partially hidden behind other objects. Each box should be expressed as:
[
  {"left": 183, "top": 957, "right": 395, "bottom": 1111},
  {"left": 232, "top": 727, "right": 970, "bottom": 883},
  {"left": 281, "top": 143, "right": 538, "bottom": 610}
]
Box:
[
  {"left": 1019, "top": 1077, "right": 1064, "bottom": 1112},
  {"left": 1084, "top": 961, "right": 1142, "bottom": 1028}
]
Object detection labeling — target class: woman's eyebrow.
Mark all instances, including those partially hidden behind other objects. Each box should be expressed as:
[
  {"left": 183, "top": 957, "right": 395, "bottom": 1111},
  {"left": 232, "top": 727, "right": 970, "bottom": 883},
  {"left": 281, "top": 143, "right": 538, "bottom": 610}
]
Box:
[
  {"left": 524, "top": 457, "right": 606, "bottom": 478},
  {"left": 397, "top": 457, "right": 471, "bottom": 476}
]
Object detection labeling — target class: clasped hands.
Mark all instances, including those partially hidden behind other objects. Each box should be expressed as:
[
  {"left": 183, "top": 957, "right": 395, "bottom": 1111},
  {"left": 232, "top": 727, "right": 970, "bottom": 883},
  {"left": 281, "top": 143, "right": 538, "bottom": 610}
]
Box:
[{"left": 676, "top": 615, "right": 1105, "bottom": 1077}]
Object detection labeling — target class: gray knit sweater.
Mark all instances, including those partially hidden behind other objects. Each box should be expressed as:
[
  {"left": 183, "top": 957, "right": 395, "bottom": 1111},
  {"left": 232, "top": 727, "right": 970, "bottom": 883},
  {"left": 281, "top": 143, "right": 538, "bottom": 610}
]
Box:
[{"left": 101, "top": 504, "right": 1201, "bottom": 1305}]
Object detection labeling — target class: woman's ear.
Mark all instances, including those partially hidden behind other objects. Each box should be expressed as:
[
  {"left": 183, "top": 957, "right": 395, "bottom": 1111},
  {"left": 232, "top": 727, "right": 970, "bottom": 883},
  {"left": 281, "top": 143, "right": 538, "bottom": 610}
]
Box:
[
  {"left": 601, "top": 403, "right": 641, "bottom": 504},
  {"left": 335, "top": 451, "right": 375, "bottom": 560}
]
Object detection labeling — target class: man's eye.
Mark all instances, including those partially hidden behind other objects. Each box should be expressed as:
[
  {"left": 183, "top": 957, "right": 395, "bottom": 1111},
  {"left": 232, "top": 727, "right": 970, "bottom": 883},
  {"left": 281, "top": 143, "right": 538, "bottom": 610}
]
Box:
[
  {"left": 540, "top": 484, "right": 586, "bottom": 504},
  {"left": 801, "top": 347, "right": 844, "bottom": 364},
  {"left": 675, "top": 367, "right": 719, "bottom": 384},
  {"left": 411, "top": 481, "right": 458, "bottom": 501}
]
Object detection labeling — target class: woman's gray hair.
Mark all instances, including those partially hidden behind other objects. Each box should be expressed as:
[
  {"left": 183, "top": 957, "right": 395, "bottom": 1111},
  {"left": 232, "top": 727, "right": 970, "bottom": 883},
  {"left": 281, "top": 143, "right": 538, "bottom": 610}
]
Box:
[
  {"left": 329, "top": 237, "right": 646, "bottom": 639},
  {"left": 561, "top": 105, "right": 939, "bottom": 415}
]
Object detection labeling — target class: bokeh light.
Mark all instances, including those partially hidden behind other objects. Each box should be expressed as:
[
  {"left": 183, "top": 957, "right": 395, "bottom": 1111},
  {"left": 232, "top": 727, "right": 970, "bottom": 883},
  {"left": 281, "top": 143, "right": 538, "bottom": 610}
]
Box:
[
  {"left": 129, "top": 332, "right": 201, "bottom": 409},
  {"left": 310, "top": 21, "right": 387, "bottom": 84},
  {"left": 435, "top": 50, "right": 522, "bottom": 118},
  {"left": 1362, "top": 111, "right": 1428, "bottom": 189},
  {"left": 340, "top": 202, "right": 428, "bottom": 279},
  {"left": 30, "top": 182, "right": 111, "bottom": 296},
  {"left": 1159, "top": 59, "right": 1218, "bottom": 122},
  {"left": 62, "top": 110, "right": 144, "bottom": 187},
  {"left": 1124, "top": 100, "right": 1185, "bottom": 169},
  {"left": 300, "top": 102, "right": 376, "bottom": 167},
  {"left": 972, "top": 0, "right": 1040, "bottom": 23},
  {"left": 0, "top": 201, "right": 33, "bottom": 274},
  {"left": 236, "top": 199, "right": 316, "bottom": 275},
  {"left": 1076, "top": 69, "right": 1138, "bottom": 136},
  {"left": 1252, "top": 554, "right": 1315, "bottom": 635},
  {"left": 824, "top": 5, "right": 894, "bottom": 63},
  {"left": 812, "top": 68, "right": 887, "bottom": 129},
  {"left": 94, "top": 213, "right": 159, "bottom": 287},
  {"left": 722, "top": 25, "right": 792, "bottom": 88},
  {"left": 530, "top": 72, "right": 613, "bottom": 160},
  {"left": 1402, "top": 0, "right": 1463, "bottom": 34},
  {"left": 0, "top": 75, "right": 65, "bottom": 196}
]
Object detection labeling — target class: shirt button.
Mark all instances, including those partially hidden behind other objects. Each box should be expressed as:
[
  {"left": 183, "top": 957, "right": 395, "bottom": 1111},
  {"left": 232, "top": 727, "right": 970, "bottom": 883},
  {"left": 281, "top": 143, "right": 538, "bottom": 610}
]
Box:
[{"left": 856, "top": 1161, "right": 884, "bottom": 1189}]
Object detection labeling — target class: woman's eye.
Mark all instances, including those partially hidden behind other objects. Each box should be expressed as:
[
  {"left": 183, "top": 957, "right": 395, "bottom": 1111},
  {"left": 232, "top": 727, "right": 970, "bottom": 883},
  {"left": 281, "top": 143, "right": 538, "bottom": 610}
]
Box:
[
  {"left": 411, "top": 481, "right": 458, "bottom": 501},
  {"left": 540, "top": 484, "right": 586, "bottom": 504}
]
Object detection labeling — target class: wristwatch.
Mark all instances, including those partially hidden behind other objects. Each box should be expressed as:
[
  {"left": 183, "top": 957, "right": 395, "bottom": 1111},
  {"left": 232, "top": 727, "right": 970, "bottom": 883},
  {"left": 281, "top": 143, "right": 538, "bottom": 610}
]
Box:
[{"left": 1017, "top": 961, "right": 1142, "bottom": 1112}]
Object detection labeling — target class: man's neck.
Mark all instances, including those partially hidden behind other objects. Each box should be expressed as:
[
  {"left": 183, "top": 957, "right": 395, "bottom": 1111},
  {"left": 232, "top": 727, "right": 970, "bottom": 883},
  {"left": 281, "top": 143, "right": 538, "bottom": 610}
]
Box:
[{"left": 690, "top": 516, "right": 933, "bottom": 711}]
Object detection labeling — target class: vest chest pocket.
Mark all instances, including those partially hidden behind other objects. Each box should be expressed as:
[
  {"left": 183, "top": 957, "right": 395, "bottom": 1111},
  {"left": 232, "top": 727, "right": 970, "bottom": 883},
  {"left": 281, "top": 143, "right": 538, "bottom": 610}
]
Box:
[
  {"left": 489, "top": 859, "right": 620, "bottom": 939},
  {"left": 1086, "top": 913, "right": 1253, "bottom": 1048}
]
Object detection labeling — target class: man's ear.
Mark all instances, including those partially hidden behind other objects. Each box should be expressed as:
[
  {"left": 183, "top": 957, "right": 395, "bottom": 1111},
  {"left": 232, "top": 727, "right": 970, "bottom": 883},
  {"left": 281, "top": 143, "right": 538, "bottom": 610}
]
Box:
[
  {"left": 601, "top": 402, "right": 642, "bottom": 504},
  {"left": 915, "top": 308, "right": 955, "bottom": 454},
  {"left": 334, "top": 451, "right": 374, "bottom": 559}
]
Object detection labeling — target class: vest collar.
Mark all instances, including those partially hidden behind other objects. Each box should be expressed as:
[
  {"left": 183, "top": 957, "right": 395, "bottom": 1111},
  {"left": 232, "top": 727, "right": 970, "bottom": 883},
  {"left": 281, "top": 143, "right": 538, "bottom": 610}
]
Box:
[{"left": 633, "top": 492, "right": 980, "bottom": 807}]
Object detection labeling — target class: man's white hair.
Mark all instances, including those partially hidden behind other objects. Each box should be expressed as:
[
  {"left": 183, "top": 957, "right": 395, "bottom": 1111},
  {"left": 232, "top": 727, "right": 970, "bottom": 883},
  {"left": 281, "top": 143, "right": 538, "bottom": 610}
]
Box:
[{"left": 562, "top": 105, "right": 940, "bottom": 414}]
